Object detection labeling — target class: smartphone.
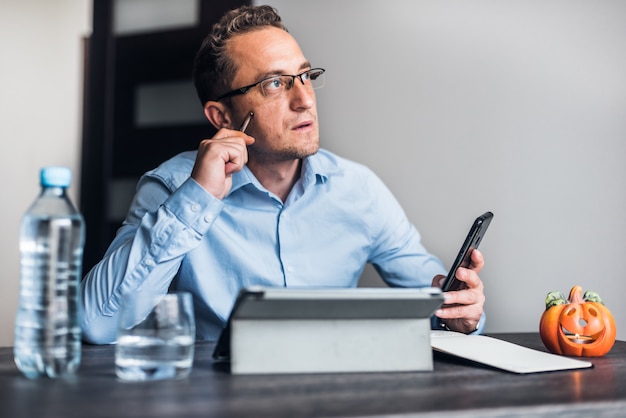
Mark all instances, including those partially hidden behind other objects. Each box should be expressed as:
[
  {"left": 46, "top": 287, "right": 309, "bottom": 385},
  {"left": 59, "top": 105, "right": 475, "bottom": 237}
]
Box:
[{"left": 441, "top": 211, "right": 493, "bottom": 292}]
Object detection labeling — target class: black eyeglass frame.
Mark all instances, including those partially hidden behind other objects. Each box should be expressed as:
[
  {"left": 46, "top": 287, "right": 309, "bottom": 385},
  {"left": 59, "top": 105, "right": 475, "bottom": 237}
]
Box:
[{"left": 214, "top": 68, "right": 326, "bottom": 102}]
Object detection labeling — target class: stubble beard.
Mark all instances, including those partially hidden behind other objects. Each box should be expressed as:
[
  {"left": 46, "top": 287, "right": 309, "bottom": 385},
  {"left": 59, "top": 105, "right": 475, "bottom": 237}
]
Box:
[{"left": 248, "top": 136, "right": 320, "bottom": 164}]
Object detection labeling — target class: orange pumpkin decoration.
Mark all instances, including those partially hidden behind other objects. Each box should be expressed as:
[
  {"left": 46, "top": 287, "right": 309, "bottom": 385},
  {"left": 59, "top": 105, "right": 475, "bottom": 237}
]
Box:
[{"left": 539, "top": 285, "right": 616, "bottom": 357}]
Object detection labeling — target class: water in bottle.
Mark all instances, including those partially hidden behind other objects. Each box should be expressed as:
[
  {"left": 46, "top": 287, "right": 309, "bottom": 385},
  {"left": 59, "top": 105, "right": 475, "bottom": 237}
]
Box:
[{"left": 14, "top": 166, "right": 85, "bottom": 378}]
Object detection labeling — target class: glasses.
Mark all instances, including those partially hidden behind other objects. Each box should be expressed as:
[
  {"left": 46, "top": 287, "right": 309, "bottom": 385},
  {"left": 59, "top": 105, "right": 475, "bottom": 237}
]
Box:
[{"left": 215, "top": 68, "right": 325, "bottom": 101}]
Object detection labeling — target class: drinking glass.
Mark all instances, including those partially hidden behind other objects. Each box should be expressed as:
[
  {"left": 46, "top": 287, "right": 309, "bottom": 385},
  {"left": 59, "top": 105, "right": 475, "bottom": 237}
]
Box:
[{"left": 115, "top": 292, "right": 195, "bottom": 381}]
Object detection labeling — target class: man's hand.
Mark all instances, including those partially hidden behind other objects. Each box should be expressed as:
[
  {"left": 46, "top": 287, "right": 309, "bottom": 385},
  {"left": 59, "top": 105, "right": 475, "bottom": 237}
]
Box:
[
  {"left": 191, "top": 128, "right": 255, "bottom": 199},
  {"left": 432, "top": 249, "right": 485, "bottom": 334}
]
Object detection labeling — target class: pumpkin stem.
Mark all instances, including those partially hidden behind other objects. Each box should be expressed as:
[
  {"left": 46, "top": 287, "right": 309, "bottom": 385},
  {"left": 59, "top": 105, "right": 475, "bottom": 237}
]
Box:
[
  {"left": 583, "top": 290, "right": 605, "bottom": 305},
  {"left": 568, "top": 285, "right": 584, "bottom": 304},
  {"left": 545, "top": 291, "right": 567, "bottom": 310}
]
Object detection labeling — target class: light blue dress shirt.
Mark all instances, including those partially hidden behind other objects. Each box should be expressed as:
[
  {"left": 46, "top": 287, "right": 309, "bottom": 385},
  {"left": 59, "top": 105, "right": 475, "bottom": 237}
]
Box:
[{"left": 81, "top": 149, "right": 453, "bottom": 344}]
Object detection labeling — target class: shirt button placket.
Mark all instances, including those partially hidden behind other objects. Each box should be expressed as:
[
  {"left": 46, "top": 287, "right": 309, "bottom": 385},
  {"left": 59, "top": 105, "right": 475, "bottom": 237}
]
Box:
[{"left": 277, "top": 208, "right": 291, "bottom": 285}]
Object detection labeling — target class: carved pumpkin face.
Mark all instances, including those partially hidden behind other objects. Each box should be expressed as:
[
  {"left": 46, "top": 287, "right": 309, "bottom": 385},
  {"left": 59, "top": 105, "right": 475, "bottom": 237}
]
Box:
[{"left": 540, "top": 285, "right": 616, "bottom": 357}]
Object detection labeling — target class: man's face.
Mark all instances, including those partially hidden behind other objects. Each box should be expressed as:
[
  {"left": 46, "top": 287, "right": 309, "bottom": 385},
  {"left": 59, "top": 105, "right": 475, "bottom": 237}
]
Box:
[{"left": 226, "top": 27, "right": 320, "bottom": 163}]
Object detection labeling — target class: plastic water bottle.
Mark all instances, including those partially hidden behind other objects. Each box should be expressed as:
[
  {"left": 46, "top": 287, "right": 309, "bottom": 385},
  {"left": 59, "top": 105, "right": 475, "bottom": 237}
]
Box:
[{"left": 14, "top": 167, "right": 85, "bottom": 378}]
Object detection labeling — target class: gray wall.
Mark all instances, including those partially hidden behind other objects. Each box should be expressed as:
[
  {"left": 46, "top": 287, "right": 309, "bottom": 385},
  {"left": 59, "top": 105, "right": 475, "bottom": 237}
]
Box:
[
  {"left": 1, "top": 1, "right": 624, "bottom": 345},
  {"left": 0, "top": 0, "right": 90, "bottom": 346},
  {"left": 263, "top": 0, "right": 626, "bottom": 338}
]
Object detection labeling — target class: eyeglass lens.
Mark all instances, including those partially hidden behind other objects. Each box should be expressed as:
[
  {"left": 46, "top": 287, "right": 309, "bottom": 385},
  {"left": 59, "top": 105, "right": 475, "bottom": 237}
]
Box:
[{"left": 260, "top": 69, "right": 325, "bottom": 97}]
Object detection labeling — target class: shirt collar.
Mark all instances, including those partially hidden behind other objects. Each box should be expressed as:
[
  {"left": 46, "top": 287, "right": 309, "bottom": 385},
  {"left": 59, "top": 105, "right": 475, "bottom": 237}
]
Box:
[{"left": 228, "top": 149, "right": 339, "bottom": 196}]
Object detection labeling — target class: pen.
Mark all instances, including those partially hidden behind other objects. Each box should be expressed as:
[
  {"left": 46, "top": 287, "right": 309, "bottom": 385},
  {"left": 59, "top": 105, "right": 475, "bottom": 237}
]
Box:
[{"left": 239, "top": 112, "right": 254, "bottom": 133}]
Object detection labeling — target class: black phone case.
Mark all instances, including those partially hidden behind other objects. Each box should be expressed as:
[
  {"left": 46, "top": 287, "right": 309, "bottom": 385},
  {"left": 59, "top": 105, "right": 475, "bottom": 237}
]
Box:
[{"left": 441, "top": 211, "right": 493, "bottom": 292}]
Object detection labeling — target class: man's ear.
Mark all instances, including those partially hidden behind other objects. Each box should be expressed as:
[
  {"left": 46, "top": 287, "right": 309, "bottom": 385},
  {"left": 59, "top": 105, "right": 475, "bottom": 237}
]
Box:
[{"left": 203, "top": 101, "right": 233, "bottom": 130}]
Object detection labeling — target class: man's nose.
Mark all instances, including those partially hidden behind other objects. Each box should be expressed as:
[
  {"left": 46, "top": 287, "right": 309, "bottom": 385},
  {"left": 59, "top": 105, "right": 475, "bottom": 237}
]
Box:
[{"left": 288, "top": 78, "right": 314, "bottom": 109}]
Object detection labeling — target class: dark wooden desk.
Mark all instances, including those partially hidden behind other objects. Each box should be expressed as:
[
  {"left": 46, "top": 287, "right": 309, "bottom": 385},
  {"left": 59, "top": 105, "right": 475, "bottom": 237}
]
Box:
[{"left": 1, "top": 334, "right": 625, "bottom": 417}]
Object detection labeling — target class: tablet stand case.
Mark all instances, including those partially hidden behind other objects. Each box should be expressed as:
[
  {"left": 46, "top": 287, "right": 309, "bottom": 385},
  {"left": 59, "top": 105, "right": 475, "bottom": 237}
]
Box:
[{"left": 215, "top": 287, "right": 444, "bottom": 375}]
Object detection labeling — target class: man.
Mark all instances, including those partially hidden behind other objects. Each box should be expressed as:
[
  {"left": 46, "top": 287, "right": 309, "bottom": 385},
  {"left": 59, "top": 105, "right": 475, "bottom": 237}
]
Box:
[{"left": 80, "top": 5, "right": 485, "bottom": 344}]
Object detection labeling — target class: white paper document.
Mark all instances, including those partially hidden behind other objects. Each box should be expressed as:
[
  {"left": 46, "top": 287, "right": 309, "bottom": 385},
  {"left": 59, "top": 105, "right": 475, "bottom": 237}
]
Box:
[{"left": 430, "top": 331, "right": 593, "bottom": 374}]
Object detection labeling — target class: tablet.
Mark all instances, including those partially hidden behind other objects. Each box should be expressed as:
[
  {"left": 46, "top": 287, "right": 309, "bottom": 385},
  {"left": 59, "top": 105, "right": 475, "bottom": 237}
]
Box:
[{"left": 212, "top": 286, "right": 444, "bottom": 361}]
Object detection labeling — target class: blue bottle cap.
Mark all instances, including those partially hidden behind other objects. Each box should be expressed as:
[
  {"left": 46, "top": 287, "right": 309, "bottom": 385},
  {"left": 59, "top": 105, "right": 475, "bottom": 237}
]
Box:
[{"left": 40, "top": 166, "right": 72, "bottom": 188}]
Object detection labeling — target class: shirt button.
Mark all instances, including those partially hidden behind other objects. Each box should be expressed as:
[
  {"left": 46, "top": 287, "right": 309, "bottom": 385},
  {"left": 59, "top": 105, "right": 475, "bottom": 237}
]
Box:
[
  {"left": 145, "top": 258, "right": 155, "bottom": 266},
  {"left": 204, "top": 214, "right": 214, "bottom": 223},
  {"left": 190, "top": 203, "right": 201, "bottom": 212}
]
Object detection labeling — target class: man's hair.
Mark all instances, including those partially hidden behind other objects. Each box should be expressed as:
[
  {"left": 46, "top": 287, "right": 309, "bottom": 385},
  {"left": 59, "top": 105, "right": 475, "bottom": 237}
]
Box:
[{"left": 192, "top": 5, "right": 288, "bottom": 105}]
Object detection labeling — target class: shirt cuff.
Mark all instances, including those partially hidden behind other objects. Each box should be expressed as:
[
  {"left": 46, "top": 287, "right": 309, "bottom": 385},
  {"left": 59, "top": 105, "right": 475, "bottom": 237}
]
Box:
[
  {"left": 431, "top": 311, "right": 487, "bottom": 335},
  {"left": 163, "top": 177, "right": 224, "bottom": 234}
]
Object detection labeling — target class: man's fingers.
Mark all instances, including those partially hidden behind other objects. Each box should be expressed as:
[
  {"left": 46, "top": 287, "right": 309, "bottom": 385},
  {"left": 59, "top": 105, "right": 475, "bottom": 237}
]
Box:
[
  {"left": 191, "top": 131, "right": 254, "bottom": 199},
  {"left": 470, "top": 249, "right": 484, "bottom": 271}
]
